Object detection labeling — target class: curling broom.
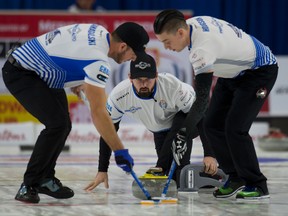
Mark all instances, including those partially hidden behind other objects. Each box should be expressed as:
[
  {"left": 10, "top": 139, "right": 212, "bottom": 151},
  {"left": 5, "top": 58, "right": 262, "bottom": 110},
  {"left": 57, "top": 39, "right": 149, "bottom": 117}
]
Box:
[{"left": 131, "top": 160, "right": 178, "bottom": 205}]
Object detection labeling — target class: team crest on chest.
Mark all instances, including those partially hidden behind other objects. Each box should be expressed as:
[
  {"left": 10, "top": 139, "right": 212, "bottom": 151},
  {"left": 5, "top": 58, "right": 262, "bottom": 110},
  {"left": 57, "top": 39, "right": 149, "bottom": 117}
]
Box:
[{"left": 159, "top": 99, "right": 167, "bottom": 110}]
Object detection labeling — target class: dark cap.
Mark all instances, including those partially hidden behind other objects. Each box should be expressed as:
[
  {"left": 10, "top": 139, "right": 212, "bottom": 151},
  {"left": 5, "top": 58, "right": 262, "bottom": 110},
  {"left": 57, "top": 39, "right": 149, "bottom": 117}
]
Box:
[
  {"left": 114, "top": 22, "right": 149, "bottom": 55},
  {"left": 130, "top": 53, "right": 157, "bottom": 79}
]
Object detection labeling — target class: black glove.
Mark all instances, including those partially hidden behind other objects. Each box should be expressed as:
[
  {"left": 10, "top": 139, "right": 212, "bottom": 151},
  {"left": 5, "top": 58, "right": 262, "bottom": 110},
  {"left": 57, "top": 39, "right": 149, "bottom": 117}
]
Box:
[
  {"left": 171, "top": 128, "right": 187, "bottom": 166},
  {"left": 114, "top": 149, "right": 134, "bottom": 172}
]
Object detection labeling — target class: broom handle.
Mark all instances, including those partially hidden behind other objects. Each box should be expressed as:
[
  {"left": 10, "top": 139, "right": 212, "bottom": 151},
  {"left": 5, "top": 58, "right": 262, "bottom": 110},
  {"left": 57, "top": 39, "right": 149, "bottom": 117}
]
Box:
[
  {"left": 130, "top": 170, "right": 152, "bottom": 200},
  {"left": 161, "top": 160, "right": 177, "bottom": 197}
]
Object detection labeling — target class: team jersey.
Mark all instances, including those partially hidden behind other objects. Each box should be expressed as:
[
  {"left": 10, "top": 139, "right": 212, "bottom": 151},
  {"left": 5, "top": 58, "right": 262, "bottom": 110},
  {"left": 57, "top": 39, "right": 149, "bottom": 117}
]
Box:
[
  {"left": 106, "top": 73, "right": 195, "bottom": 132},
  {"left": 12, "top": 24, "right": 111, "bottom": 88},
  {"left": 187, "top": 16, "right": 277, "bottom": 78}
]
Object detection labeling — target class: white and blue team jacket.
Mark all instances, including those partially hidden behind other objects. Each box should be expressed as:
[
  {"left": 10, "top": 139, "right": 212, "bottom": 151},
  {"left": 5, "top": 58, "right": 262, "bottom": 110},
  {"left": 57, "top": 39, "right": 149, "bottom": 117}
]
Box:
[
  {"left": 106, "top": 73, "right": 196, "bottom": 132},
  {"left": 186, "top": 16, "right": 277, "bottom": 78},
  {"left": 11, "top": 24, "right": 111, "bottom": 89}
]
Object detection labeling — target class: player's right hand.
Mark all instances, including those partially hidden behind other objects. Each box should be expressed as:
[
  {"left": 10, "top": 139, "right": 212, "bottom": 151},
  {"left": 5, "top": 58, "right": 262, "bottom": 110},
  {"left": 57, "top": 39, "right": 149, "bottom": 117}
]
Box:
[
  {"left": 84, "top": 172, "right": 109, "bottom": 192},
  {"left": 114, "top": 149, "right": 134, "bottom": 172},
  {"left": 203, "top": 156, "right": 218, "bottom": 176},
  {"left": 70, "top": 85, "right": 84, "bottom": 98}
]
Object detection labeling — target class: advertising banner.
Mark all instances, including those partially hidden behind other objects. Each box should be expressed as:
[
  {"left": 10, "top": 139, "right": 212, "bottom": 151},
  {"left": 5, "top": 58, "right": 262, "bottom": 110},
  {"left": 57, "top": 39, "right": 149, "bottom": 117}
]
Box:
[
  {"left": 0, "top": 94, "right": 87, "bottom": 123},
  {"left": 0, "top": 122, "right": 267, "bottom": 146},
  {"left": 0, "top": 11, "right": 192, "bottom": 123}
]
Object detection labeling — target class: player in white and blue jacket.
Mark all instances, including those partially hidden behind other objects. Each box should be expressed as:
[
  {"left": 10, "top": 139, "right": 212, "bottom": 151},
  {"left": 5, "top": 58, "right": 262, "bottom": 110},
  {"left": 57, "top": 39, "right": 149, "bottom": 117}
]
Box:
[
  {"left": 154, "top": 9, "right": 278, "bottom": 200},
  {"left": 84, "top": 53, "right": 218, "bottom": 192},
  {"left": 2, "top": 22, "right": 149, "bottom": 203}
]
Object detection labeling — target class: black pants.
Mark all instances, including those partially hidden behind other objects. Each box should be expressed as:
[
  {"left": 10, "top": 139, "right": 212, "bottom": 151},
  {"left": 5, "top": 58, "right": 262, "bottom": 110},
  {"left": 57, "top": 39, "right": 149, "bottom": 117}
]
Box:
[
  {"left": 153, "top": 111, "right": 192, "bottom": 184},
  {"left": 2, "top": 61, "right": 71, "bottom": 186},
  {"left": 204, "top": 64, "right": 278, "bottom": 193}
]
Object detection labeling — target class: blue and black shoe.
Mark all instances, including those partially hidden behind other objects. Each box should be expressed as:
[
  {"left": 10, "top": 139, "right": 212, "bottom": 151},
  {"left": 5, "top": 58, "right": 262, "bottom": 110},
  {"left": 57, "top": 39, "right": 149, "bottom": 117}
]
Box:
[{"left": 37, "top": 177, "right": 74, "bottom": 199}]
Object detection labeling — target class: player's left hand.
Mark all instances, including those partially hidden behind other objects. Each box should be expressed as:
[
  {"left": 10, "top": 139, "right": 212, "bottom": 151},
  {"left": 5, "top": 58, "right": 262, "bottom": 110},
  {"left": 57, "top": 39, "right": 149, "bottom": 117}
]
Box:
[
  {"left": 203, "top": 156, "right": 218, "bottom": 176},
  {"left": 172, "top": 128, "right": 187, "bottom": 166},
  {"left": 84, "top": 172, "right": 109, "bottom": 192}
]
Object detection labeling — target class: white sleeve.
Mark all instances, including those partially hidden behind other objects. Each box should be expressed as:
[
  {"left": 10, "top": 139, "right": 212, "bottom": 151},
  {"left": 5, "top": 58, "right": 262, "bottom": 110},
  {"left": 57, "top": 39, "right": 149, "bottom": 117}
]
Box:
[
  {"left": 83, "top": 60, "right": 110, "bottom": 88},
  {"left": 106, "top": 96, "right": 124, "bottom": 123},
  {"left": 175, "top": 82, "right": 196, "bottom": 113}
]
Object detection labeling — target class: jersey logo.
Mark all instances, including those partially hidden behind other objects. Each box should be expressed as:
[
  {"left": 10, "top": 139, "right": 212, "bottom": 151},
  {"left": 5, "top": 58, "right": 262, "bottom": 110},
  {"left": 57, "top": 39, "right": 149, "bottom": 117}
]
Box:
[
  {"left": 97, "top": 74, "right": 108, "bottom": 83},
  {"left": 99, "top": 65, "right": 110, "bottom": 75},
  {"left": 88, "top": 24, "right": 97, "bottom": 45},
  {"left": 45, "top": 29, "right": 61, "bottom": 45},
  {"left": 159, "top": 99, "right": 168, "bottom": 110},
  {"left": 68, "top": 24, "right": 81, "bottom": 41},
  {"left": 116, "top": 92, "right": 129, "bottom": 101},
  {"left": 124, "top": 106, "right": 142, "bottom": 113},
  {"left": 211, "top": 18, "right": 223, "bottom": 33},
  {"left": 106, "top": 102, "right": 112, "bottom": 113},
  {"left": 179, "top": 90, "right": 188, "bottom": 101},
  {"left": 183, "top": 93, "right": 193, "bottom": 106},
  {"left": 196, "top": 17, "right": 209, "bottom": 32},
  {"left": 227, "top": 23, "right": 242, "bottom": 38}
]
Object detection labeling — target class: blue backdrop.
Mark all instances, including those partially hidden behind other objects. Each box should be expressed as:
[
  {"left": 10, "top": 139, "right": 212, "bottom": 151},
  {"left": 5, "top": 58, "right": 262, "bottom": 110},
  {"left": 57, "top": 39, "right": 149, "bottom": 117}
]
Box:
[{"left": 0, "top": 0, "right": 287, "bottom": 54}]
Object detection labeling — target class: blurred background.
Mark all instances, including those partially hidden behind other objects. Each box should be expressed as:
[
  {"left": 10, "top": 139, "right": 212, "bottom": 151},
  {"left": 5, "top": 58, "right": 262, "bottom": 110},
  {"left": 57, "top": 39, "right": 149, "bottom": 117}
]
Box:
[
  {"left": 1, "top": 0, "right": 287, "bottom": 54},
  {"left": 0, "top": 0, "right": 287, "bottom": 149}
]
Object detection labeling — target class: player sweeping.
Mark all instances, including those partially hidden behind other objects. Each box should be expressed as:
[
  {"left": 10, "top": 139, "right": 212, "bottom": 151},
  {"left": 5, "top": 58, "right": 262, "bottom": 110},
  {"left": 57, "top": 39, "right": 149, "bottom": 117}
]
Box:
[
  {"left": 153, "top": 9, "right": 278, "bottom": 200},
  {"left": 82, "top": 52, "right": 218, "bottom": 192},
  {"left": 2, "top": 22, "right": 149, "bottom": 203}
]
